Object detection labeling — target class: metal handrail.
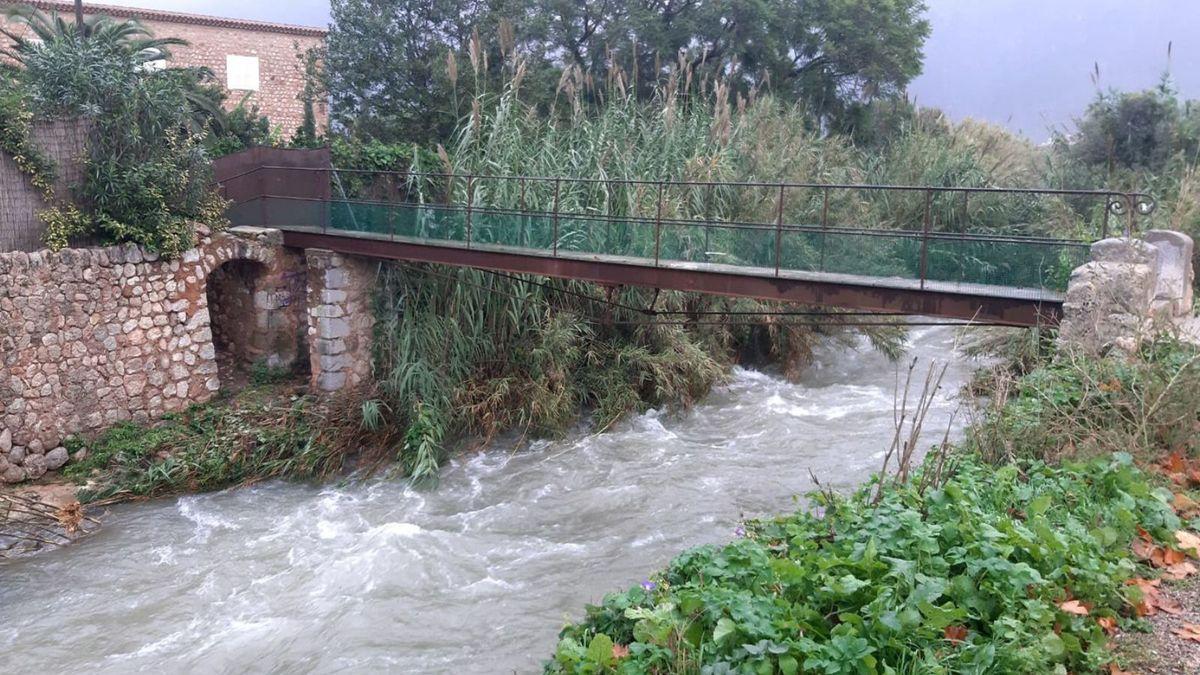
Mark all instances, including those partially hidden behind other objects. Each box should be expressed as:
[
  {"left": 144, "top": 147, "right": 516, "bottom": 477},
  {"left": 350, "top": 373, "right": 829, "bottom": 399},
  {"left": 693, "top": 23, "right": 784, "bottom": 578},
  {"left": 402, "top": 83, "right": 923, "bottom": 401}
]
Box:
[
  {"left": 244, "top": 194, "right": 1093, "bottom": 246},
  {"left": 222, "top": 164, "right": 1156, "bottom": 205},
  {"left": 225, "top": 164, "right": 1153, "bottom": 292}
]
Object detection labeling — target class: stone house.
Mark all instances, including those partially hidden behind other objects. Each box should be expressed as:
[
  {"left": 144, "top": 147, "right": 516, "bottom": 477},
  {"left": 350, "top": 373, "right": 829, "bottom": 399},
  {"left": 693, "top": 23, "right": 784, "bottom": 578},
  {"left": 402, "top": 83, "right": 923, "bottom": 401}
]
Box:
[{"left": 1, "top": 1, "right": 328, "bottom": 134}]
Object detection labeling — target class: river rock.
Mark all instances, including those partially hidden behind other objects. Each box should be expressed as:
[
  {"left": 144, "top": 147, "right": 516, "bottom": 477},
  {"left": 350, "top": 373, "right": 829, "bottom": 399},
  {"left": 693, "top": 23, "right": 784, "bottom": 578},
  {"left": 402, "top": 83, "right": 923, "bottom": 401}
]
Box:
[
  {"left": 0, "top": 428, "right": 10, "bottom": 453},
  {"left": 2, "top": 464, "right": 27, "bottom": 483},
  {"left": 22, "top": 453, "right": 47, "bottom": 480},
  {"left": 44, "top": 446, "right": 69, "bottom": 471},
  {"left": 72, "top": 448, "right": 88, "bottom": 463},
  {"left": 8, "top": 446, "right": 26, "bottom": 464}
]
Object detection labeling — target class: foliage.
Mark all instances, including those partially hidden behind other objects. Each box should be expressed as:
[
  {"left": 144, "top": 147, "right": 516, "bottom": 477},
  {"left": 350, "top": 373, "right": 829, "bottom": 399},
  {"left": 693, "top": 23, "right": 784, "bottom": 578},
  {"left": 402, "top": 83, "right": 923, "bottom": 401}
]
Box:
[
  {"left": 1050, "top": 76, "right": 1200, "bottom": 277},
  {"left": 329, "top": 135, "right": 437, "bottom": 198},
  {"left": 325, "top": 0, "right": 930, "bottom": 141},
  {"left": 547, "top": 452, "right": 1179, "bottom": 674},
  {"left": 370, "top": 264, "right": 730, "bottom": 481},
  {"left": 1068, "top": 77, "right": 1200, "bottom": 175},
  {"left": 1, "top": 6, "right": 227, "bottom": 256},
  {"left": 291, "top": 44, "right": 327, "bottom": 148},
  {"left": 62, "top": 388, "right": 351, "bottom": 502},
  {"left": 970, "top": 339, "right": 1200, "bottom": 465},
  {"left": 205, "top": 95, "right": 276, "bottom": 157},
  {"left": 0, "top": 76, "right": 55, "bottom": 195},
  {"left": 1, "top": 5, "right": 186, "bottom": 115}
]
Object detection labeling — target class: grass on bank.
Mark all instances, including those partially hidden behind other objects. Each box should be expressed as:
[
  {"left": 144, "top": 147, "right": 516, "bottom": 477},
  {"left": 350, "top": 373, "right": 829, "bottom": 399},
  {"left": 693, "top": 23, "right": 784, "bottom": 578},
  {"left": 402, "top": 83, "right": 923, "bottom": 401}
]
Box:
[
  {"left": 61, "top": 384, "right": 358, "bottom": 502},
  {"left": 545, "top": 338, "right": 1200, "bottom": 674}
]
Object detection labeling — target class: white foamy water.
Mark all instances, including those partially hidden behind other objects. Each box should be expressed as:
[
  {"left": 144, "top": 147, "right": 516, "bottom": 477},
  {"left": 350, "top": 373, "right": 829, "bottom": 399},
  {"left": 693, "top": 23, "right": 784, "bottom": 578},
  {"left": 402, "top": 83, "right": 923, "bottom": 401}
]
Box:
[{"left": 0, "top": 327, "right": 979, "bottom": 673}]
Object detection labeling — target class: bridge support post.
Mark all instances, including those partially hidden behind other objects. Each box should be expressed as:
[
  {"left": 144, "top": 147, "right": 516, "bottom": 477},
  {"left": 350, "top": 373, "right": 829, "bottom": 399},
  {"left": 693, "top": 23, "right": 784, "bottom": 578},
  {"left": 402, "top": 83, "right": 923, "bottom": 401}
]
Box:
[
  {"left": 1058, "top": 230, "right": 1196, "bottom": 354},
  {"left": 304, "top": 249, "right": 376, "bottom": 393}
]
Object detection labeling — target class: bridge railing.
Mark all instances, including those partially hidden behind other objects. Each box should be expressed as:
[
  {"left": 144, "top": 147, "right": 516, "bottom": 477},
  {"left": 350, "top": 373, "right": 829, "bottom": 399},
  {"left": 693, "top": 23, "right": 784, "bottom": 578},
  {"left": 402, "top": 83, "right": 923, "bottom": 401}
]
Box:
[{"left": 221, "top": 166, "right": 1155, "bottom": 295}]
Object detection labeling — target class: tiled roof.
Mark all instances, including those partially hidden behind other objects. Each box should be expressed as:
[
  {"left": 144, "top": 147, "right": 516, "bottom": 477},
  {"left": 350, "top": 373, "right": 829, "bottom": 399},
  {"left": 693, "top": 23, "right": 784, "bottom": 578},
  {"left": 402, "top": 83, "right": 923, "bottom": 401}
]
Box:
[{"left": 10, "top": 1, "right": 327, "bottom": 37}]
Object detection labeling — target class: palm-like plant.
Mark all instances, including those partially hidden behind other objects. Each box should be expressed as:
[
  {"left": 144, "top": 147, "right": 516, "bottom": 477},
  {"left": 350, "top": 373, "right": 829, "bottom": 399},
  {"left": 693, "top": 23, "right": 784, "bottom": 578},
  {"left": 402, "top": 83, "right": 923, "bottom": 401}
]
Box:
[
  {"left": 0, "top": 5, "right": 184, "bottom": 64},
  {"left": 0, "top": 4, "right": 226, "bottom": 132}
]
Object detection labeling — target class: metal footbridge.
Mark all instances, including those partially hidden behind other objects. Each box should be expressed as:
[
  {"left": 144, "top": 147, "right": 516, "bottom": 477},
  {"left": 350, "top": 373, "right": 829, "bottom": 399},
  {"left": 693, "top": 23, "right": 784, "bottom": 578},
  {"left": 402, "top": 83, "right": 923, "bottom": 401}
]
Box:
[{"left": 215, "top": 151, "right": 1154, "bottom": 327}]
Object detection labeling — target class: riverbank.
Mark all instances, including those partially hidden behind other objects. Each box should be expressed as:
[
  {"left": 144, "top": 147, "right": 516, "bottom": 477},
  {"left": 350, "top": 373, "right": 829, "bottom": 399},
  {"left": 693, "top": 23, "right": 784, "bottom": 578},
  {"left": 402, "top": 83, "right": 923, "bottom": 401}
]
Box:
[
  {"left": 0, "top": 326, "right": 966, "bottom": 671},
  {"left": 545, "top": 336, "right": 1200, "bottom": 673}
]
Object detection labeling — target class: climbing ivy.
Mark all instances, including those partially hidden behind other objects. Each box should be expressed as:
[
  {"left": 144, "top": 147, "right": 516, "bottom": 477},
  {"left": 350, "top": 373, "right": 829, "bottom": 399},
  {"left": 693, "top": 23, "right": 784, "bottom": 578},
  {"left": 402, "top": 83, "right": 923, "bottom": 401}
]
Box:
[{"left": 0, "top": 80, "right": 56, "bottom": 198}]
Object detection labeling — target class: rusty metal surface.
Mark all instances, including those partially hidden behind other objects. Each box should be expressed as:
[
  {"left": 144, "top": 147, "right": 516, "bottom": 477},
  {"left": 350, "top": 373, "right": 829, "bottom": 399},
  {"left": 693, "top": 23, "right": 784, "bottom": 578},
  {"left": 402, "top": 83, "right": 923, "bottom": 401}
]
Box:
[
  {"left": 280, "top": 229, "right": 1061, "bottom": 326},
  {"left": 213, "top": 148, "right": 331, "bottom": 204}
]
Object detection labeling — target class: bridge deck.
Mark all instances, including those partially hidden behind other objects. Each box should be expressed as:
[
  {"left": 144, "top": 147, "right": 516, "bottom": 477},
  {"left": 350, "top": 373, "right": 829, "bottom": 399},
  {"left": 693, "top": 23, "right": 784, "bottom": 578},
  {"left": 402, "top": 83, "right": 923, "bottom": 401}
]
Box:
[{"left": 278, "top": 225, "right": 1065, "bottom": 326}]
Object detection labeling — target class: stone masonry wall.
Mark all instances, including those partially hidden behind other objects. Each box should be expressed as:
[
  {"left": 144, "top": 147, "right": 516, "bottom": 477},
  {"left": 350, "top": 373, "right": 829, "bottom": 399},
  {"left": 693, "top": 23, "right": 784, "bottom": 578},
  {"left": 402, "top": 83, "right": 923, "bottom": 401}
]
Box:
[
  {"left": 305, "top": 249, "right": 376, "bottom": 393},
  {"left": 0, "top": 117, "right": 92, "bottom": 252},
  {"left": 1059, "top": 230, "right": 1196, "bottom": 354},
  {"left": 0, "top": 228, "right": 306, "bottom": 484}
]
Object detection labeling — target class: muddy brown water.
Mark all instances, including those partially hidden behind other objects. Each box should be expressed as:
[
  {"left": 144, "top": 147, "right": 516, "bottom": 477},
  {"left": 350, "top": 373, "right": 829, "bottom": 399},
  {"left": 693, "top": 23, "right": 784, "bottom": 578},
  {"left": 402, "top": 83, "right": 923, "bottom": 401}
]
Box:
[{"left": 0, "top": 327, "right": 979, "bottom": 673}]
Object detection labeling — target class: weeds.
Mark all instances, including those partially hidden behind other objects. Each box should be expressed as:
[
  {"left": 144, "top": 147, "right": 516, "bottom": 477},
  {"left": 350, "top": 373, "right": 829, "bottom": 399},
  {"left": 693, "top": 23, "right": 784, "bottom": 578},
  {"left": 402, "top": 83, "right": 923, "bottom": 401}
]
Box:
[
  {"left": 61, "top": 387, "right": 368, "bottom": 502},
  {"left": 969, "top": 339, "right": 1200, "bottom": 465}
]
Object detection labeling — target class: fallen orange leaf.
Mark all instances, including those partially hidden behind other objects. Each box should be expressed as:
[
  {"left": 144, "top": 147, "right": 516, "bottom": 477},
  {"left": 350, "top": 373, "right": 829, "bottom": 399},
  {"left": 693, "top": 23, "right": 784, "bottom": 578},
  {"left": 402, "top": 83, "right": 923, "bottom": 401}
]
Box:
[
  {"left": 1150, "top": 546, "right": 1188, "bottom": 568},
  {"left": 1164, "top": 560, "right": 1199, "bottom": 580},
  {"left": 1157, "top": 594, "right": 1185, "bottom": 615},
  {"left": 1176, "top": 530, "right": 1200, "bottom": 557},
  {"left": 1059, "top": 599, "right": 1090, "bottom": 616},
  {"left": 1127, "top": 578, "right": 1168, "bottom": 616},
  {"left": 943, "top": 625, "right": 968, "bottom": 643},
  {"left": 1107, "top": 663, "right": 1132, "bottom": 675},
  {"left": 1173, "top": 492, "right": 1200, "bottom": 517},
  {"left": 1172, "top": 623, "right": 1200, "bottom": 643},
  {"left": 1097, "top": 616, "right": 1118, "bottom": 636},
  {"left": 612, "top": 644, "right": 630, "bottom": 659},
  {"left": 1163, "top": 451, "right": 1188, "bottom": 473},
  {"left": 1131, "top": 537, "right": 1157, "bottom": 560}
]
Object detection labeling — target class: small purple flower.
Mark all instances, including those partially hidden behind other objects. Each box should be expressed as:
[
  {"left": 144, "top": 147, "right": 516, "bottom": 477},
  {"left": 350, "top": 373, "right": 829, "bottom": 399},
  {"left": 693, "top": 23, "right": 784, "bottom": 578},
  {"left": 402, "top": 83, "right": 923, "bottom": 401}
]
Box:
[
  {"left": 734, "top": 526, "right": 747, "bottom": 538},
  {"left": 641, "top": 580, "right": 657, "bottom": 592},
  {"left": 811, "top": 505, "right": 827, "bottom": 520}
]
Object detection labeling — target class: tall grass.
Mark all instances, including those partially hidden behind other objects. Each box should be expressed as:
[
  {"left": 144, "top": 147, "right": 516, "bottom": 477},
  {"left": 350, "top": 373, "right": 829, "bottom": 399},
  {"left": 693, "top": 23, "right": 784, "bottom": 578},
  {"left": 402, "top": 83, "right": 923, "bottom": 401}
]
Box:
[
  {"left": 361, "top": 62, "right": 933, "bottom": 479},
  {"left": 359, "top": 45, "right": 1187, "bottom": 479}
]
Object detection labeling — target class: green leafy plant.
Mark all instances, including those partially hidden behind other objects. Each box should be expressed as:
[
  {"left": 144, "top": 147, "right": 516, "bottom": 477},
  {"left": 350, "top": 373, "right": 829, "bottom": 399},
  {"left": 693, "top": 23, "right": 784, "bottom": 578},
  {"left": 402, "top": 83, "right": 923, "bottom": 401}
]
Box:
[
  {"left": 1, "top": 5, "right": 228, "bottom": 256},
  {"left": 548, "top": 454, "right": 1180, "bottom": 674}
]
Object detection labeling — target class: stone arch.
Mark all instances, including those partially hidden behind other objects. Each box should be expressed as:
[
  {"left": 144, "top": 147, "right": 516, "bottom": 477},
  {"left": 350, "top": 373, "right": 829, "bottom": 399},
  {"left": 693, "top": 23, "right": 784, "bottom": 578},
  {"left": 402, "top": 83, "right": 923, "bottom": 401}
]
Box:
[{"left": 200, "top": 231, "right": 308, "bottom": 390}]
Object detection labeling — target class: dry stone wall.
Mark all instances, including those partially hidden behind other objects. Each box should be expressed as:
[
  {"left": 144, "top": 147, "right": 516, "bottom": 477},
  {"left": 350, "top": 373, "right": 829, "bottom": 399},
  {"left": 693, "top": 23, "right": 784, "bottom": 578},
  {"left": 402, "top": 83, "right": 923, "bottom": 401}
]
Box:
[
  {"left": 0, "top": 228, "right": 307, "bottom": 483},
  {"left": 1059, "top": 230, "right": 1197, "bottom": 354}
]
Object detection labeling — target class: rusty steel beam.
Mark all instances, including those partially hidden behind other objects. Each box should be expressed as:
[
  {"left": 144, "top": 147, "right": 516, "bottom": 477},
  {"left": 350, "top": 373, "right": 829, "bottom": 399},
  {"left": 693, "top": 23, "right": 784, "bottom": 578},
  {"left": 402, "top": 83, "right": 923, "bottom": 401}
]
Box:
[{"left": 281, "top": 230, "right": 1061, "bottom": 327}]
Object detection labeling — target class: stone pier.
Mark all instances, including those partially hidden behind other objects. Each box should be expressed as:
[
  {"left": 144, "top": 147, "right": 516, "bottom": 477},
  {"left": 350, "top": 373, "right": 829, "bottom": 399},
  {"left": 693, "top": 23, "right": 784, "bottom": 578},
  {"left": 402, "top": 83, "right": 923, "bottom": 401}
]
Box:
[
  {"left": 1058, "top": 229, "right": 1196, "bottom": 353},
  {"left": 0, "top": 228, "right": 382, "bottom": 485},
  {"left": 303, "top": 249, "right": 377, "bottom": 393}
]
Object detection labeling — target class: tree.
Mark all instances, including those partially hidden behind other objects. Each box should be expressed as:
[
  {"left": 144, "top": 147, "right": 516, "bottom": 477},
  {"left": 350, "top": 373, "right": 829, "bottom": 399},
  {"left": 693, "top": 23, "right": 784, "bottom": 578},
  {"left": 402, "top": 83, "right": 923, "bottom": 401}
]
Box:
[
  {"left": 326, "top": 0, "right": 930, "bottom": 142},
  {"left": 1069, "top": 79, "right": 1196, "bottom": 174},
  {"left": 1, "top": 6, "right": 228, "bottom": 254}
]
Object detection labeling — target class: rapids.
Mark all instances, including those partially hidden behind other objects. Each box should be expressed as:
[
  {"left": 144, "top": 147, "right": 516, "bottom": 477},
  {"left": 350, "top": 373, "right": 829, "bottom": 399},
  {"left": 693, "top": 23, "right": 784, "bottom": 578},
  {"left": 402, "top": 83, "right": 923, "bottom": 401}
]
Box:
[{"left": 0, "top": 326, "right": 979, "bottom": 673}]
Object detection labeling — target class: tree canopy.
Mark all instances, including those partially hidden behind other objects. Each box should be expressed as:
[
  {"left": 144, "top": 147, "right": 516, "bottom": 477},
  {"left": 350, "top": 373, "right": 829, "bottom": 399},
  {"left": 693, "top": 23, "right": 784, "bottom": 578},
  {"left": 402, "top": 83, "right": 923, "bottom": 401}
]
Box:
[{"left": 326, "top": 0, "right": 930, "bottom": 142}]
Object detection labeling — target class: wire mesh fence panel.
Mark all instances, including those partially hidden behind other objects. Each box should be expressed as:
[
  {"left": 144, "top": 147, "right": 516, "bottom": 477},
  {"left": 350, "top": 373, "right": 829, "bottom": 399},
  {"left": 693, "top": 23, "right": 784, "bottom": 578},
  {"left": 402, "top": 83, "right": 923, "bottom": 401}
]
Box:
[
  {"left": 555, "top": 214, "right": 658, "bottom": 259},
  {"left": 811, "top": 230, "right": 924, "bottom": 280},
  {"left": 922, "top": 237, "right": 1088, "bottom": 291},
  {"left": 469, "top": 209, "right": 556, "bottom": 249}
]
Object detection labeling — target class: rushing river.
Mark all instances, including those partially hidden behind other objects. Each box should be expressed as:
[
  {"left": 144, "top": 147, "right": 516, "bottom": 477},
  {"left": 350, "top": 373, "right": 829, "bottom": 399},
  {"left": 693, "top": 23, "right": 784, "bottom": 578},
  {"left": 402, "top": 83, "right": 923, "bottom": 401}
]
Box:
[{"left": 1, "top": 327, "right": 980, "bottom": 673}]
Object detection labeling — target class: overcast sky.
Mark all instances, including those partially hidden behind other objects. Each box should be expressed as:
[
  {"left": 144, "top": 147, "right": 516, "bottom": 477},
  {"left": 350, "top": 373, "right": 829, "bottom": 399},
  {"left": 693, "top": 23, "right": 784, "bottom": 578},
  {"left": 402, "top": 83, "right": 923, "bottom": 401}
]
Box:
[{"left": 101, "top": 0, "right": 1200, "bottom": 142}]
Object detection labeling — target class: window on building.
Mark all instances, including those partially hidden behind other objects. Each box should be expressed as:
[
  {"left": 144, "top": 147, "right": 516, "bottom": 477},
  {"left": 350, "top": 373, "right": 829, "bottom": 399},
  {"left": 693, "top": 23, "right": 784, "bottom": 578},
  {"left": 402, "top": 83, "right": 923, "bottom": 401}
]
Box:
[{"left": 226, "top": 55, "right": 260, "bottom": 91}]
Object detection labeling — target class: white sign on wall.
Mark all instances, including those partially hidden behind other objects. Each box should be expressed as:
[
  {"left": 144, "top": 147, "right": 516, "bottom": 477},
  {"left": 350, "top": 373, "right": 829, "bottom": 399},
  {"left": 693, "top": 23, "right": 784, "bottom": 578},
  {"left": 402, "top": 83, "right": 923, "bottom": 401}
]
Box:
[{"left": 226, "top": 55, "right": 260, "bottom": 91}]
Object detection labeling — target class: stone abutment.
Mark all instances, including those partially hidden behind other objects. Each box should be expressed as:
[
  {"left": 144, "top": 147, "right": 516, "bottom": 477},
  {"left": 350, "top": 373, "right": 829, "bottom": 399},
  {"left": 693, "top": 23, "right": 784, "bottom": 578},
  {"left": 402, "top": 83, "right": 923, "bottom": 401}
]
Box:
[{"left": 0, "top": 228, "right": 373, "bottom": 484}]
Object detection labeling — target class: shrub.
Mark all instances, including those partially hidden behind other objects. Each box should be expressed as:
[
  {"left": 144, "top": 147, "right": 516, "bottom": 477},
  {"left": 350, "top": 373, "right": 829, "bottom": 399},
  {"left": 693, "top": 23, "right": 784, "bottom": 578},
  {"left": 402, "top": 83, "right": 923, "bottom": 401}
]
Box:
[
  {"left": 547, "top": 454, "right": 1178, "bottom": 674},
  {"left": 2, "top": 7, "right": 228, "bottom": 256},
  {"left": 971, "top": 339, "right": 1200, "bottom": 465}
]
